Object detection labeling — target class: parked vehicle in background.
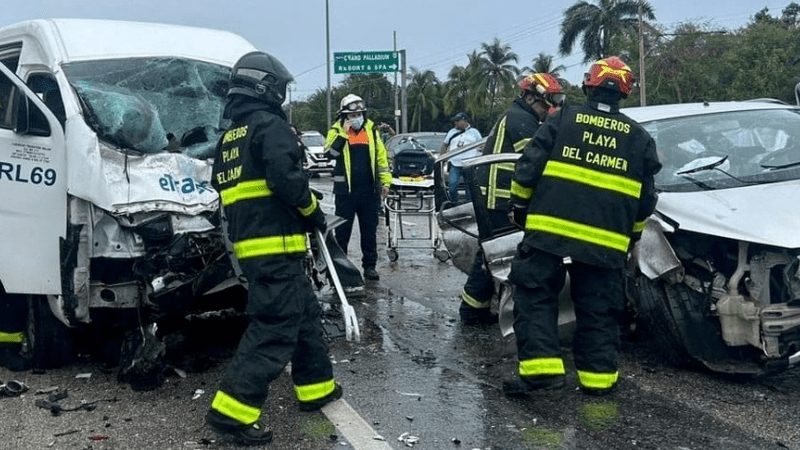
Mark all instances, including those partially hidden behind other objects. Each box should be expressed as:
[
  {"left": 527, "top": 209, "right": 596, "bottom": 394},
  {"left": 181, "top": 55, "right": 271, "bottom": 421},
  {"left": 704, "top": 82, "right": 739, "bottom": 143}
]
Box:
[
  {"left": 0, "top": 19, "right": 256, "bottom": 386},
  {"left": 301, "top": 130, "right": 335, "bottom": 175},
  {"left": 385, "top": 131, "right": 446, "bottom": 162}
]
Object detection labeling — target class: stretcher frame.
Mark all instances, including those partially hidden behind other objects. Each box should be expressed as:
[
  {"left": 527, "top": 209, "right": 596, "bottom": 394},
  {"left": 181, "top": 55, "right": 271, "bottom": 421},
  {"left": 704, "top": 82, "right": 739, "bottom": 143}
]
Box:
[{"left": 383, "top": 176, "right": 450, "bottom": 262}]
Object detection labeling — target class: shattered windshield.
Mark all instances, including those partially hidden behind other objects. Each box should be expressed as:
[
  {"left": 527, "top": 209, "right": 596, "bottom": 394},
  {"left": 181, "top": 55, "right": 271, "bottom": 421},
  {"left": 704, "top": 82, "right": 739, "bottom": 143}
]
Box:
[
  {"left": 62, "top": 58, "right": 231, "bottom": 159},
  {"left": 643, "top": 108, "right": 800, "bottom": 191}
]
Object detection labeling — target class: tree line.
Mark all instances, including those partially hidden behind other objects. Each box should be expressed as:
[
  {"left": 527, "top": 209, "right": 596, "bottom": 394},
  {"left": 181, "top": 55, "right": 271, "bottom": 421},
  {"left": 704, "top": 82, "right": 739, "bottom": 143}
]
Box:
[{"left": 289, "top": 1, "right": 800, "bottom": 136}]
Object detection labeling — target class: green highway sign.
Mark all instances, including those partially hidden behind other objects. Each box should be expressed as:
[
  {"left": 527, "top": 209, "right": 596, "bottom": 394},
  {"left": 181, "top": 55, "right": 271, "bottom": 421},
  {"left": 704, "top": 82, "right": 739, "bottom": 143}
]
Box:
[{"left": 334, "top": 51, "right": 399, "bottom": 74}]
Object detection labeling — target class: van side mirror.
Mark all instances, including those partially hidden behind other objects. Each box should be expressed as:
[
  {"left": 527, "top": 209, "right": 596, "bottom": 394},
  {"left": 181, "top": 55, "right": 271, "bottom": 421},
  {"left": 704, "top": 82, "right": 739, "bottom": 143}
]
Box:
[
  {"left": 14, "top": 90, "right": 50, "bottom": 136},
  {"left": 14, "top": 90, "right": 30, "bottom": 134}
]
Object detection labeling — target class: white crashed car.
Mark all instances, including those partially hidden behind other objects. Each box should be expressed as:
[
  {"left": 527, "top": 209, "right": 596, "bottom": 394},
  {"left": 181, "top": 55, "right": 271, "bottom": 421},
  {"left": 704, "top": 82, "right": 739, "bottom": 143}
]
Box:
[{"left": 624, "top": 99, "right": 800, "bottom": 375}]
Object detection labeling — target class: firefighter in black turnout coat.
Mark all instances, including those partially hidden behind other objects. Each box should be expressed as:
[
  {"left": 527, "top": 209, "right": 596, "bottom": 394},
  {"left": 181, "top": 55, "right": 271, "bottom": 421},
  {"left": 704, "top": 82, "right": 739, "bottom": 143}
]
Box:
[
  {"left": 459, "top": 73, "right": 564, "bottom": 325},
  {"left": 504, "top": 57, "right": 661, "bottom": 396},
  {"left": 205, "top": 51, "right": 341, "bottom": 446}
]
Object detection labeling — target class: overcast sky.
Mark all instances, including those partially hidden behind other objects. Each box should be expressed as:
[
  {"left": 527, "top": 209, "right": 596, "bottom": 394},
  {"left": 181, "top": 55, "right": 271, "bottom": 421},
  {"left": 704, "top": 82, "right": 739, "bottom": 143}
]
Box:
[{"left": 2, "top": 1, "right": 793, "bottom": 100}]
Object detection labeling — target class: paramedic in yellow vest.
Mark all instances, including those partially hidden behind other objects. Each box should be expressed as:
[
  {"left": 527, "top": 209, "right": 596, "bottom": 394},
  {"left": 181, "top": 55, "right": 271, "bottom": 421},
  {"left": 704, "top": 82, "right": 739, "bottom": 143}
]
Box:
[
  {"left": 205, "top": 52, "right": 341, "bottom": 446},
  {"left": 324, "top": 94, "right": 392, "bottom": 281},
  {"left": 459, "top": 73, "right": 564, "bottom": 325}
]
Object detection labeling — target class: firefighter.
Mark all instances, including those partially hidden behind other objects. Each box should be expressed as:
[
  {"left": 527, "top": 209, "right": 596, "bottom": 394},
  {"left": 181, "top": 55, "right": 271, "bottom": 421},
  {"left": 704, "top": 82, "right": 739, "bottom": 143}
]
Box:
[
  {"left": 459, "top": 73, "right": 564, "bottom": 325},
  {"left": 0, "top": 292, "right": 29, "bottom": 372},
  {"left": 504, "top": 57, "right": 661, "bottom": 396},
  {"left": 324, "top": 94, "right": 392, "bottom": 281},
  {"left": 205, "top": 51, "right": 341, "bottom": 445}
]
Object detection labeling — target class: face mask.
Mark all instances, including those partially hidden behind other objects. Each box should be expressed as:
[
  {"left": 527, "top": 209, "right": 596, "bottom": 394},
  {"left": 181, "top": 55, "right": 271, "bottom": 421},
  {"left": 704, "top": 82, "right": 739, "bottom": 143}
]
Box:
[{"left": 350, "top": 116, "right": 364, "bottom": 130}]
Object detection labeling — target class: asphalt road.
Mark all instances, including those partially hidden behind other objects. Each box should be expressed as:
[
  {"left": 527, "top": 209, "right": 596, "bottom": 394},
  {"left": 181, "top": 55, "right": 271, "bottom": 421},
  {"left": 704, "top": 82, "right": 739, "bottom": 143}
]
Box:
[{"left": 1, "top": 175, "right": 800, "bottom": 450}]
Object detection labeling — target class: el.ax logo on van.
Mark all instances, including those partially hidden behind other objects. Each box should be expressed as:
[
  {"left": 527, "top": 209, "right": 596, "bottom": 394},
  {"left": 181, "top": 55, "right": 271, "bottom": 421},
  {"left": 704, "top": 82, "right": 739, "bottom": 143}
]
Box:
[{"left": 159, "top": 173, "right": 211, "bottom": 195}]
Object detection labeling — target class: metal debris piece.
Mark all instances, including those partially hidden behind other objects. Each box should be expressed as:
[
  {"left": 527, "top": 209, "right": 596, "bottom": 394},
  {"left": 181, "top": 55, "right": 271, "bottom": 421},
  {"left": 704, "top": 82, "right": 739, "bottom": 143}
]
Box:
[
  {"left": 398, "top": 432, "right": 419, "bottom": 447},
  {"left": 75, "top": 373, "right": 92, "bottom": 379},
  {"left": 373, "top": 435, "right": 385, "bottom": 441},
  {"left": 192, "top": 389, "right": 205, "bottom": 400}
]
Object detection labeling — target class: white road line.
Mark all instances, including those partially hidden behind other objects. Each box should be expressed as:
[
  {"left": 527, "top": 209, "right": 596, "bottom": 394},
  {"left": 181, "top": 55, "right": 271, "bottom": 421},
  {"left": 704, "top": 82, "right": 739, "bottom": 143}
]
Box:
[{"left": 322, "top": 399, "right": 392, "bottom": 449}]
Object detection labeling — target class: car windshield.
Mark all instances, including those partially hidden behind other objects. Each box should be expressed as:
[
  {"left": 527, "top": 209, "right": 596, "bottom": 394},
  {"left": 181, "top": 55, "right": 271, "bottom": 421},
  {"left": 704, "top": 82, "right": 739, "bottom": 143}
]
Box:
[
  {"left": 388, "top": 133, "right": 445, "bottom": 156},
  {"left": 642, "top": 108, "right": 800, "bottom": 191},
  {"left": 301, "top": 134, "right": 325, "bottom": 147},
  {"left": 62, "top": 57, "right": 231, "bottom": 159}
]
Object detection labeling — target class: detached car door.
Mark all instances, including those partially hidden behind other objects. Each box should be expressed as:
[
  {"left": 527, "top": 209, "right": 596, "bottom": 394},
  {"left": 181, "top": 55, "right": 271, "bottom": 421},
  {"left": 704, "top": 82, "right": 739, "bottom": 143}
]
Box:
[{"left": 0, "top": 62, "right": 66, "bottom": 295}]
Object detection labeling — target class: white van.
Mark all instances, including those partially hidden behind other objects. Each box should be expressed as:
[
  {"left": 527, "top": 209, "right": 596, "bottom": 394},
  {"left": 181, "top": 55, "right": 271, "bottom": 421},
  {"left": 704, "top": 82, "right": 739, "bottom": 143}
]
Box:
[{"left": 0, "top": 19, "right": 256, "bottom": 376}]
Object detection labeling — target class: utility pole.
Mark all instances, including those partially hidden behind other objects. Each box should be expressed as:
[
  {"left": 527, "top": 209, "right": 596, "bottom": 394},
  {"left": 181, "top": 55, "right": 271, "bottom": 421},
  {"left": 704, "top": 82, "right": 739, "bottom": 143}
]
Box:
[
  {"left": 393, "top": 31, "right": 399, "bottom": 135},
  {"left": 325, "top": 0, "right": 332, "bottom": 128},
  {"left": 400, "top": 49, "right": 407, "bottom": 133},
  {"left": 638, "top": 5, "right": 646, "bottom": 106}
]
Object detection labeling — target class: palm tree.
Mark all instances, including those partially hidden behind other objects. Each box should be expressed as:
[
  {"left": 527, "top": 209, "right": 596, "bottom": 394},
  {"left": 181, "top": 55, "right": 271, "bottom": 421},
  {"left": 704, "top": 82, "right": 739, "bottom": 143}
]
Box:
[
  {"left": 475, "top": 38, "right": 520, "bottom": 119},
  {"left": 529, "top": 53, "right": 567, "bottom": 79},
  {"left": 559, "top": 0, "right": 655, "bottom": 63},
  {"left": 407, "top": 67, "right": 441, "bottom": 132},
  {"left": 519, "top": 53, "right": 569, "bottom": 87}
]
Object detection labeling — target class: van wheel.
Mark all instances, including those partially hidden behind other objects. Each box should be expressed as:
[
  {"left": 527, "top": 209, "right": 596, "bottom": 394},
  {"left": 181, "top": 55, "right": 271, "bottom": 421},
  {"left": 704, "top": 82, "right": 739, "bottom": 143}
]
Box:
[{"left": 25, "top": 295, "right": 77, "bottom": 369}]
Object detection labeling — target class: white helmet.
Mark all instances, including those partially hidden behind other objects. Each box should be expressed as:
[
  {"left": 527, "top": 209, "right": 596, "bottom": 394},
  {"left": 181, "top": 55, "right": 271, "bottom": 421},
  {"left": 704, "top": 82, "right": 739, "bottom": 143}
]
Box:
[{"left": 338, "top": 94, "right": 367, "bottom": 114}]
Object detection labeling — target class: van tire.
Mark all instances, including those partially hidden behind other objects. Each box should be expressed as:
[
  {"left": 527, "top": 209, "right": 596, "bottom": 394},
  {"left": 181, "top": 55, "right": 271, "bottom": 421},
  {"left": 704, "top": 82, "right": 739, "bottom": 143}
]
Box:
[{"left": 26, "top": 295, "right": 77, "bottom": 369}]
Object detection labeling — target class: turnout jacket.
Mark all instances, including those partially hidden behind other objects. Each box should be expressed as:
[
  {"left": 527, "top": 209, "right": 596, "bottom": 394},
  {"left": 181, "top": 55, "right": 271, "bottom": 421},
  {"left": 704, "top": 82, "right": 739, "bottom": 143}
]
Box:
[
  {"left": 211, "top": 99, "right": 323, "bottom": 266},
  {"left": 480, "top": 97, "right": 542, "bottom": 211},
  {"left": 324, "top": 118, "right": 392, "bottom": 195},
  {"left": 510, "top": 100, "right": 661, "bottom": 269}
]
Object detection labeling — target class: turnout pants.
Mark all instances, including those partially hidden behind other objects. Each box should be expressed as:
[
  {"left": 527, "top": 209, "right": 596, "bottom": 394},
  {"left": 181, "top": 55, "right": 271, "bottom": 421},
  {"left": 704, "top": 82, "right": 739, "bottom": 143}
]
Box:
[
  {"left": 208, "top": 257, "right": 335, "bottom": 427},
  {"left": 508, "top": 244, "right": 624, "bottom": 390},
  {"left": 334, "top": 190, "right": 380, "bottom": 270},
  {"left": 0, "top": 293, "right": 27, "bottom": 345}
]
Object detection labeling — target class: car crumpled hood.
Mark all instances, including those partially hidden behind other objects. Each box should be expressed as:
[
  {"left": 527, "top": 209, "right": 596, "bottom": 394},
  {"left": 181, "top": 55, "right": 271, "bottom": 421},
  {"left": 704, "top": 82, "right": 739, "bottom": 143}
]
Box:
[{"left": 657, "top": 179, "right": 800, "bottom": 249}]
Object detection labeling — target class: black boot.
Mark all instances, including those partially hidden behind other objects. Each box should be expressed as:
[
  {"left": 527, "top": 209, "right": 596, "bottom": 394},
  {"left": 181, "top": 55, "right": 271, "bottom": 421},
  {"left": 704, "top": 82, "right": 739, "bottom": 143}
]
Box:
[
  {"left": 503, "top": 375, "right": 565, "bottom": 397},
  {"left": 459, "top": 302, "right": 497, "bottom": 325},
  {"left": 205, "top": 411, "right": 273, "bottom": 446},
  {"left": 0, "top": 345, "right": 30, "bottom": 372},
  {"left": 363, "top": 268, "right": 380, "bottom": 281}
]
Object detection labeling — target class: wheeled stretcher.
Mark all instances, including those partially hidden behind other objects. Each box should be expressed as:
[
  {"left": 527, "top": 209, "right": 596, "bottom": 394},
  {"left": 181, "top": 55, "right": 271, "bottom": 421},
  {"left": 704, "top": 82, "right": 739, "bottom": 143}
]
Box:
[
  {"left": 383, "top": 146, "right": 449, "bottom": 262},
  {"left": 383, "top": 176, "right": 449, "bottom": 262}
]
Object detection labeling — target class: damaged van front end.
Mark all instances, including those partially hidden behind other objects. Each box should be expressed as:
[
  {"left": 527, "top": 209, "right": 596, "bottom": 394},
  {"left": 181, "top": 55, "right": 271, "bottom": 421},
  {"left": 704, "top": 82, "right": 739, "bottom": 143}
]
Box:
[{"left": 0, "top": 19, "right": 258, "bottom": 384}]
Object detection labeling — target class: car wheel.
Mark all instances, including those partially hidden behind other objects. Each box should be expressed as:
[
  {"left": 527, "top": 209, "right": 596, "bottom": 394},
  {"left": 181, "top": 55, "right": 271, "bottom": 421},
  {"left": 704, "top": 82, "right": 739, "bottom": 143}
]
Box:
[
  {"left": 632, "top": 275, "right": 697, "bottom": 367},
  {"left": 635, "top": 274, "right": 740, "bottom": 368},
  {"left": 25, "top": 295, "right": 77, "bottom": 369}
]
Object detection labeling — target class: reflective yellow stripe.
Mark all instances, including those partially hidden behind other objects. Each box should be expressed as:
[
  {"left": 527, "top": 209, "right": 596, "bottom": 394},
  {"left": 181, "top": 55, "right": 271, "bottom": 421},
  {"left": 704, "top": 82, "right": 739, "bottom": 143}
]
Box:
[
  {"left": 496, "top": 162, "right": 515, "bottom": 171},
  {"left": 486, "top": 118, "right": 507, "bottom": 209},
  {"left": 298, "top": 193, "right": 318, "bottom": 217},
  {"left": 493, "top": 189, "right": 511, "bottom": 199},
  {"left": 513, "top": 137, "right": 531, "bottom": 152},
  {"left": 233, "top": 234, "right": 308, "bottom": 259},
  {"left": 543, "top": 160, "right": 641, "bottom": 198},
  {"left": 210, "top": 390, "right": 261, "bottom": 425},
  {"left": 461, "top": 291, "right": 490, "bottom": 309},
  {"left": 220, "top": 179, "right": 272, "bottom": 206},
  {"left": 295, "top": 379, "right": 335, "bottom": 402},
  {"left": 632, "top": 220, "right": 645, "bottom": 233},
  {"left": 519, "top": 357, "right": 565, "bottom": 376},
  {"left": 577, "top": 370, "right": 619, "bottom": 390},
  {"left": 526, "top": 214, "right": 630, "bottom": 253},
  {"left": 511, "top": 180, "right": 533, "bottom": 200},
  {"left": 0, "top": 331, "right": 24, "bottom": 343}
]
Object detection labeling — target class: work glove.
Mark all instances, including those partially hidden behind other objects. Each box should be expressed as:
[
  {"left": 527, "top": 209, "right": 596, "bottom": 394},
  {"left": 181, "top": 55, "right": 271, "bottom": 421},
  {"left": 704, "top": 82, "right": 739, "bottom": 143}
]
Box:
[
  {"left": 508, "top": 203, "right": 528, "bottom": 230},
  {"left": 302, "top": 207, "right": 327, "bottom": 233}
]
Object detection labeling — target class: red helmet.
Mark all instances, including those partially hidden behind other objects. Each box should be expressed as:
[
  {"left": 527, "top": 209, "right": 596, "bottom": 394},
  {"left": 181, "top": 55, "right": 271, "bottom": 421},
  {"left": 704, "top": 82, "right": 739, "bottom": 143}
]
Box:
[
  {"left": 583, "top": 56, "right": 633, "bottom": 97},
  {"left": 519, "top": 73, "right": 565, "bottom": 108}
]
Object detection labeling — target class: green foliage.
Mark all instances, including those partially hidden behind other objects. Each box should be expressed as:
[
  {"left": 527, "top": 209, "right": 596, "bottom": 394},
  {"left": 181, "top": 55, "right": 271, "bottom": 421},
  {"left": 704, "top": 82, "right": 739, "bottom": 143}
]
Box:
[{"left": 290, "top": 3, "right": 800, "bottom": 133}]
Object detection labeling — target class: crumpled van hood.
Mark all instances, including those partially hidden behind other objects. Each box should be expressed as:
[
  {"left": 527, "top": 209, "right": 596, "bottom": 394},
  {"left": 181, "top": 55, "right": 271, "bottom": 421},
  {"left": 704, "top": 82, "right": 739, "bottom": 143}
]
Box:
[{"left": 657, "top": 179, "right": 800, "bottom": 249}]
